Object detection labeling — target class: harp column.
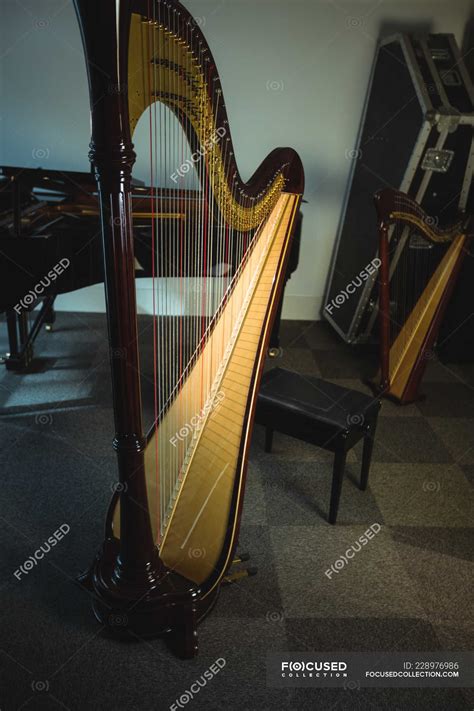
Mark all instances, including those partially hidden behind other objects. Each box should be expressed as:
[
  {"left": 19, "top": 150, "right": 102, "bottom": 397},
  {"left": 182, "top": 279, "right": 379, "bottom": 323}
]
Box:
[
  {"left": 374, "top": 191, "right": 391, "bottom": 393},
  {"left": 378, "top": 223, "right": 390, "bottom": 392},
  {"left": 74, "top": 0, "right": 160, "bottom": 585}
]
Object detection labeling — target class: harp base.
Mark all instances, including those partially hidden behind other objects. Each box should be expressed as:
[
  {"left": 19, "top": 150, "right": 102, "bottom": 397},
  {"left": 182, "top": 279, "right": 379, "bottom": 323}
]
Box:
[
  {"left": 364, "top": 377, "right": 426, "bottom": 406},
  {"left": 77, "top": 537, "right": 218, "bottom": 659}
]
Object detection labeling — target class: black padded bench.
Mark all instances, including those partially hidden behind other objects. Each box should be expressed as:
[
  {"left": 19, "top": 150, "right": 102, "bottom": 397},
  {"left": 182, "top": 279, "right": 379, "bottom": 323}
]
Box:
[{"left": 255, "top": 368, "right": 381, "bottom": 524}]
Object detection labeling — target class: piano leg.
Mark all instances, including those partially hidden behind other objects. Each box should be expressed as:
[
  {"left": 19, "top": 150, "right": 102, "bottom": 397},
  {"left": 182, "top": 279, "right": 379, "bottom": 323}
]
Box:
[
  {"left": 3, "top": 296, "right": 55, "bottom": 371},
  {"left": 6, "top": 309, "right": 19, "bottom": 360},
  {"left": 44, "top": 299, "right": 56, "bottom": 332},
  {"left": 5, "top": 309, "right": 33, "bottom": 371},
  {"left": 18, "top": 311, "right": 32, "bottom": 363}
]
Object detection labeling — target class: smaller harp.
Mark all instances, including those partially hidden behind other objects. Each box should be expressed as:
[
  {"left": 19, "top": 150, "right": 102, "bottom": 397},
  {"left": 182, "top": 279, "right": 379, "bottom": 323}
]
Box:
[{"left": 371, "top": 188, "right": 472, "bottom": 405}]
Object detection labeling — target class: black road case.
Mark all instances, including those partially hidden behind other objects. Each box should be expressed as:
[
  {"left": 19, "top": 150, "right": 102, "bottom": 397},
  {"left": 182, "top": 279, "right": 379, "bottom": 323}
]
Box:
[{"left": 324, "top": 33, "right": 474, "bottom": 343}]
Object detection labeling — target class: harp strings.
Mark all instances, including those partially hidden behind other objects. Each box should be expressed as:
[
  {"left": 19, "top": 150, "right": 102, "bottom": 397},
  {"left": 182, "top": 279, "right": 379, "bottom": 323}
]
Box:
[
  {"left": 141, "top": 2, "right": 262, "bottom": 540},
  {"left": 147, "top": 0, "right": 159, "bottom": 537},
  {"left": 385, "top": 192, "right": 461, "bottom": 374},
  {"left": 389, "top": 193, "right": 431, "bottom": 370}
]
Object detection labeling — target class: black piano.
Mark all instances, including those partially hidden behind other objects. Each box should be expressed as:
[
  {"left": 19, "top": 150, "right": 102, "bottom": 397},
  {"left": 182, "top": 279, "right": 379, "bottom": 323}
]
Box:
[{"left": 0, "top": 166, "right": 302, "bottom": 370}]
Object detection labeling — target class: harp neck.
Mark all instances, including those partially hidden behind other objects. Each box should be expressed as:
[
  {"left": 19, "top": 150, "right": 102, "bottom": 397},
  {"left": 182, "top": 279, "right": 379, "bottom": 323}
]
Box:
[{"left": 374, "top": 188, "right": 467, "bottom": 244}]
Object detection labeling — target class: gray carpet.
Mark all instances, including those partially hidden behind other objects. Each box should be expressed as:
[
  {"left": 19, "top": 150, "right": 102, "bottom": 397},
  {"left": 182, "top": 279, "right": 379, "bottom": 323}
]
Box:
[{"left": 0, "top": 313, "right": 473, "bottom": 710}]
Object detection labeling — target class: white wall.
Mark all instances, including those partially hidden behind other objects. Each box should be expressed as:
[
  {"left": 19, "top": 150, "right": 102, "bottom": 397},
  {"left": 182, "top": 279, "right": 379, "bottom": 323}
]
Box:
[{"left": 1, "top": 0, "right": 472, "bottom": 319}]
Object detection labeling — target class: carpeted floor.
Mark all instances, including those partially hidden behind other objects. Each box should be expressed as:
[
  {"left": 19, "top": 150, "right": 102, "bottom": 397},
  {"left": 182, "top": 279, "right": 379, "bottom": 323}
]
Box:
[{"left": 0, "top": 313, "right": 472, "bottom": 710}]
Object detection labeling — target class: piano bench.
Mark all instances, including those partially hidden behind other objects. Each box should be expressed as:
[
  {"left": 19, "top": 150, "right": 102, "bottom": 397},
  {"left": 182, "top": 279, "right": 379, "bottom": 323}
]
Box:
[{"left": 255, "top": 368, "right": 381, "bottom": 524}]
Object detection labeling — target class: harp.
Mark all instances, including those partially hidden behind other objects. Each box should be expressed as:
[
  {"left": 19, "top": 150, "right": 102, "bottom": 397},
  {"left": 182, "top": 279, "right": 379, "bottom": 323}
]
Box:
[
  {"left": 73, "top": 0, "right": 304, "bottom": 656},
  {"left": 372, "top": 188, "right": 471, "bottom": 405}
]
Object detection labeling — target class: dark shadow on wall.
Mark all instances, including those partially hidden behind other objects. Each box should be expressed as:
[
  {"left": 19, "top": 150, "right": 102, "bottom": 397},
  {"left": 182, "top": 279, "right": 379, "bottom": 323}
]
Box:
[
  {"left": 378, "top": 20, "right": 432, "bottom": 40},
  {"left": 462, "top": 14, "right": 474, "bottom": 79}
]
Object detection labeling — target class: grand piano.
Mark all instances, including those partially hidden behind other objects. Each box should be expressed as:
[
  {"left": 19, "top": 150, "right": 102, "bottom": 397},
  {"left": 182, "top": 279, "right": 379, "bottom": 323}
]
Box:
[{"left": 0, "top": 166, "right": 302, "bottom": 370}]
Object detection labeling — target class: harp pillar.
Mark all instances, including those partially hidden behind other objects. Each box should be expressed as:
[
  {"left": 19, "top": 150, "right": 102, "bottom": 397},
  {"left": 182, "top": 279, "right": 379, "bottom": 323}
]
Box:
[
  {"left": 74, "top": 0, "right": 160, "bottom": 584},
  {"left": 73, "top": 3, "right": 203, "bottom": 658},
  {"left": 378, "top": 223, "right": 390, "bottom": 392}
]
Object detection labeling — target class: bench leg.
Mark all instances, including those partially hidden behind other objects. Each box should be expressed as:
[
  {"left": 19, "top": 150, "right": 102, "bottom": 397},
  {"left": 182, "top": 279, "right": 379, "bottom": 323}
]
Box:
[
  {"left": 329, "top": 450, "right": 346, "bottom": 525},
  {"left": 264, "top": 428, "right": 274, "bottom": 453},
  {"left": 360, "top": 419, "right": 377, "bottom": 491}
]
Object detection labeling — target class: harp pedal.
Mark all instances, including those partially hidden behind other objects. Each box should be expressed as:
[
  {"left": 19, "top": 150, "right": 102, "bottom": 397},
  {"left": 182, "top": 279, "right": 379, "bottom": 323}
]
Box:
[
  {"left": 223, "top": 552, "right": 257, "bottom": 585},
  {"left": 232, "top": 551, "right": 250, "bottom": 564},
  {"left": 222, "top": 567, "right": 258, "bottom": 585}
]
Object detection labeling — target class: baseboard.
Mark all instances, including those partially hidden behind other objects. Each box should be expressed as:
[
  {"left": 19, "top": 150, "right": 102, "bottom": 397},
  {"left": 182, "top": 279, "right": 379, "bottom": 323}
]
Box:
[
  {"left": 281, "top": 294, "right": 323, "bottom": 321},
  {"left": 55, "top": 282, "right": 324, "bottom": 321}
]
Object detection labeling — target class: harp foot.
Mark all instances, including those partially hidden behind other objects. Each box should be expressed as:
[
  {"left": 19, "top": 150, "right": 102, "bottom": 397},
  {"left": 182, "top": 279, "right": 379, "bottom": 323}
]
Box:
[
  {"left": 165, "top": 605, "right": 199, "bottom": 659},
  {"left": 364, "top": 377, "right": 426, "bottom": 406},
  {"left": 82, "top": 537, "right": 208, "bottom": 657}
]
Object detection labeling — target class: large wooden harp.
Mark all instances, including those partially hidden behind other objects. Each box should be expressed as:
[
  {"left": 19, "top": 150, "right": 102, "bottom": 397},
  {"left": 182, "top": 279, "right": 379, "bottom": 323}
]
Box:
[
  {"left": 73, "top": 0, "right": 303, "bottom": 656},
  {"left": 373, "top": 188, "right": 471, "bottom": 405}
]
